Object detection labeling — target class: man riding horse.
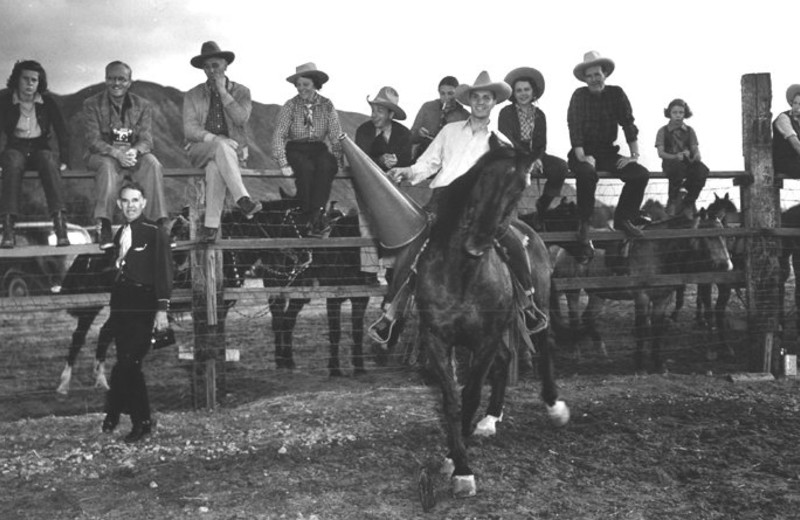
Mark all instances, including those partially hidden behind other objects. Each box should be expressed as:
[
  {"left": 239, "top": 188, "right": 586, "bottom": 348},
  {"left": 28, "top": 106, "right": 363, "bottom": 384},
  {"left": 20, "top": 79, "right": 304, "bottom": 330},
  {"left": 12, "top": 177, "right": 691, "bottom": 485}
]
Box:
[{"left": 367, "top": 71, "right": 548, "bottom": 344}]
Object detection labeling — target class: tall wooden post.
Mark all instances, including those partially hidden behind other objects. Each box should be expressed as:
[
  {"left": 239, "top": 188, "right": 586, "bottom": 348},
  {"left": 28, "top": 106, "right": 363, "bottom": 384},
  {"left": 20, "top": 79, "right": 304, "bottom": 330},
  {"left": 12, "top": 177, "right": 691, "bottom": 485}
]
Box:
[
  {"left": 189, "top": 177, "right": 225, "bottom": 409},
  {"left": 740, "top": 73, "right": 782, "bottom": 372}
]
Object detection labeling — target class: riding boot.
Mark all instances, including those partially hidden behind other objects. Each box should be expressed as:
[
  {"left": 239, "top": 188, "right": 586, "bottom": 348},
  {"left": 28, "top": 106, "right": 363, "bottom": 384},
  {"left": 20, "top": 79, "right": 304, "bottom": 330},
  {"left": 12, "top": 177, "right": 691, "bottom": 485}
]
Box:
[
  {"left": 52, "top": 211, "right": 70, "bottom": 247},
  {"left": 368, "top": 278, "right": 413, "bottom": 344},
  {"left": 576, "top": 218, "right": 595, "bottom": 263},
  {"left": 522, "top": 289, "right": 549, "bottom": 334},
  {"left": 1, "top": 214, "right": 15, "bottom": 249},
  {"left": 124, "top": 418, "right": 154, "bottom": 443},
  {"left": 529, "top": 194, "right": 554, "bottom": 232}
]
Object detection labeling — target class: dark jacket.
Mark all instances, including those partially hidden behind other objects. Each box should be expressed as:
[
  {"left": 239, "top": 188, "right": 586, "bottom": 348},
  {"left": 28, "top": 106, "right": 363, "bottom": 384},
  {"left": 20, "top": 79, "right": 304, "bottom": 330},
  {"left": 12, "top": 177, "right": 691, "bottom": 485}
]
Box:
[
  {"left": 83, "top": 90, "right": 154, "bottom": 160},
  {"left": 498, "top": 104, "right": 548, "bottom": 161},
  {"left": 114, "top": 216, "right": 173, "bottom": 310},
  {"left": 0, "top": 88, "right": 70, "bottom": 166},
  {"left": 355, "top": 120, "right": 412, "bottom": 171}
]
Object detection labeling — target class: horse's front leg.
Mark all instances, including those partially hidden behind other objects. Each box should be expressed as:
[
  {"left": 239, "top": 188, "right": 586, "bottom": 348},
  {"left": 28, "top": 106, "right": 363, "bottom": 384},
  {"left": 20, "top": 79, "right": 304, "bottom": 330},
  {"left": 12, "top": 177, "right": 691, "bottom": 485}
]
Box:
[
  {"left": 651, "top": 295, "right": 673, "bottom": 373},
  {"left": 326, "top": 298, "right": 343, "bottom": 377},
  {"left": 269, "top": 298, "right": 288, "bottom": 369},
  {"left": 281, "top": 299, "right": 306, "bottom": 370},
  {"left": 58, "top": 311, "right": 102, "bottom": 395},
  {"left": 463, "top": 333, "right": 503, "bottom": 438},
  {"left": 422, "top": 330, "right": 474, "bottom": 497},
  {"left": 584, "top": 293, "right": 607, "bottom": 358},
  {"left": 350, "top": 296, "right": 369, "bottom": 375},
  {"left": 715, "top": 285, "right": 735, "bottom": 359},
  {"left": 565, "top": 290, "right": 582, "bottom": 361}
]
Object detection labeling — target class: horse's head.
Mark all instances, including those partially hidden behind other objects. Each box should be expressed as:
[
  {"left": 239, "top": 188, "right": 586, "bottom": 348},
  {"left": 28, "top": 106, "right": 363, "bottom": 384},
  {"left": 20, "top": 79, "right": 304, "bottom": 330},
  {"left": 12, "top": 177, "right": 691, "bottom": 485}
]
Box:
[
  {"left": 458, "top": 135, "right": 534, "bottom": 256},
  {"left": 691, "top": 208, "right": 734, "bottom": 272},
  {"left": 642, "top": 199, "right": 669, "bottom": 222},
  {"left": 707, "top": 192, "right": 740, "bottom": 226}
]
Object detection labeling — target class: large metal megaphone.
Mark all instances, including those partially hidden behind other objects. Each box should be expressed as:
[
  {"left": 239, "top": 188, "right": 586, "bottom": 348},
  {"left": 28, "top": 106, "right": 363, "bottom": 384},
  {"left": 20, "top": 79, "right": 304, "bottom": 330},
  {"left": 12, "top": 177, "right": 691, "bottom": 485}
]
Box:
[{"left": 339, "top": 134, "right": 427, "bottom": 248}]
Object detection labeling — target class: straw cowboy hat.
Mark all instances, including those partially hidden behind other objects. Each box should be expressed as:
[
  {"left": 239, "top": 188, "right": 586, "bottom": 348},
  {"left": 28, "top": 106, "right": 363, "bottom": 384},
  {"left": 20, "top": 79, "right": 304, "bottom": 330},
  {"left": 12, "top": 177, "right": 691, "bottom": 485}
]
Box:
[
  {"left": 504, "top": 67, "right": 546, "bottom": 99},
  {"left": 190, "top": 41, "right": 235, "bottom": 69},
  {"left": 366, "top": 86, "right": 406, "bottom": 120},
  {"left": 573, "top": 51, "right": 615, "bottom": 81},
  {"left": 286, "top": 62, "right": 329, "bottom": 86},
  {"left": 786, "top": 84, "right": 800, "bottom": 105},
  {"left": 455, "top": 71, "right": 512, "bottom": 105}
]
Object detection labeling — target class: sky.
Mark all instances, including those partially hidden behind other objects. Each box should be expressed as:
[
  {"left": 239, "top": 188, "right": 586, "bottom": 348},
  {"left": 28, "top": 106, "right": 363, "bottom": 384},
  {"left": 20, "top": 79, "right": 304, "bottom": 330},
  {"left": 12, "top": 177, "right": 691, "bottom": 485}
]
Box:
[{"left": 2, "top": 0, "right": 798, "bottom": 205}]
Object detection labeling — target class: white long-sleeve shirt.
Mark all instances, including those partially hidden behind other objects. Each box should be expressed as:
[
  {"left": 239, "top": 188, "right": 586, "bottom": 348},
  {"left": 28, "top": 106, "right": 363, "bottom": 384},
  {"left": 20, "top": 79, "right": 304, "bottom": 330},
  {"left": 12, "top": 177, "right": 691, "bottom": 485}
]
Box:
[{"left": 407, "top": 117, "right": 509, "bottom": 189}]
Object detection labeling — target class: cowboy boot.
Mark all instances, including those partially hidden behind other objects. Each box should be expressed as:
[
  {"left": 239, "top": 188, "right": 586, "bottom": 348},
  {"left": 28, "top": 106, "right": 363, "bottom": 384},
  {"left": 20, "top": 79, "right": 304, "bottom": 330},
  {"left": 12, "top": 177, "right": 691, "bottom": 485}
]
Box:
[
  {"left": 124, "top": 418, "right": 154, "bottom": 443},
  {"left": 53, "top": 211, "right": 70, "bottom": 247},
  {"left": 1, "top": 214, "right": 15, "bottom": 249},
  {"left": 530, "top": 194, "right": 554, "bottom": 231}
]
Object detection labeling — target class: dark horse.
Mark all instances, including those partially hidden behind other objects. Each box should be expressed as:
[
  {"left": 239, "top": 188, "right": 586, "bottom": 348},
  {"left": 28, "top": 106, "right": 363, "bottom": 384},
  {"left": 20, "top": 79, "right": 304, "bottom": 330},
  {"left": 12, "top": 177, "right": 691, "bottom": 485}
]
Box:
[
  {"left": 223, "top": 194, "right": 374, "bottom": 376},
  {"left": 549, "top": 200, "right": 733, "bottom": 372},
  {"left": 414, "top": 137, "right": 569, "bottom": 501},
  {"left": 780, "top": 201, "right": 800, "bottom": 336}
]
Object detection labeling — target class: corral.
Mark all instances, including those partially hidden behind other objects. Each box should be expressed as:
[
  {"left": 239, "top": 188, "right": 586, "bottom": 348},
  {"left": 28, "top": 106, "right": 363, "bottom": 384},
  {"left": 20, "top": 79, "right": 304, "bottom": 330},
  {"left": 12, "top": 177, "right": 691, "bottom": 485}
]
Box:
[{"left": 1, "top": 73, "right": 799, "bottom": 518}]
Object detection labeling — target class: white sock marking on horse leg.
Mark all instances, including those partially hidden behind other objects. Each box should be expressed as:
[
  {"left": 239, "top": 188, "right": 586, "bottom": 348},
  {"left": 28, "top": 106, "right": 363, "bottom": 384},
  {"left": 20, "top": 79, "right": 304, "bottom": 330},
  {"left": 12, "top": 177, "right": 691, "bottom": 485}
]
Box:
[
  {"left": 452, "top": 475, "right": 477, "bottom": 498},
  {"left": 547, "top": 400, "right": 570, "bottom": 427},
  {"left": 56, "top": 364, "right": 72, "bottom": 395},
  {"left": 474, "top": 414, "right": 502, "bottom": 437},
  {"left": 441, "top": 457, "right": 455, "bottom": 475}
]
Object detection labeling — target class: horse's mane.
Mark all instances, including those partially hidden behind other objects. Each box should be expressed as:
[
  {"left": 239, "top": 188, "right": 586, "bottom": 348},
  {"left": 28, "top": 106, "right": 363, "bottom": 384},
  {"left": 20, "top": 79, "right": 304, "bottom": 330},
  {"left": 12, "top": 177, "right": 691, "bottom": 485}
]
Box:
[{"left": 431, "top": 141, "right": 520, "bottom": 239}]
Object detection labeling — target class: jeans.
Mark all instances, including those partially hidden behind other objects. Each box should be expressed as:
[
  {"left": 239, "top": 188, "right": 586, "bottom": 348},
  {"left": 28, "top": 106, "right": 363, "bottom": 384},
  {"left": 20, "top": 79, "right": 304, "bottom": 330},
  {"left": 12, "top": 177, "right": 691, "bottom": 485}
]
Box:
[
  {"left": 286, "top": 141, "right": 338, "bottom": 222},
  {"left": 662, "top": 159, "right": 709, "bottom": 204},
  {"left": 568, "top": 150, "right": 650, "bottom": 227},
  {"left": 0, "top": 140, "right": 65, "bottom": 216}
]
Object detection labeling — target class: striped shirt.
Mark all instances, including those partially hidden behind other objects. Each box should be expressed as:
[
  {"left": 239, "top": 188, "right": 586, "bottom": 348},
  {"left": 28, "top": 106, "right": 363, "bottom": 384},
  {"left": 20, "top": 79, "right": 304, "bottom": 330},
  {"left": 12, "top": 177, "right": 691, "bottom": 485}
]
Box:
[{"left": 273, "top": 92, "right": 343, "bottom": 167}]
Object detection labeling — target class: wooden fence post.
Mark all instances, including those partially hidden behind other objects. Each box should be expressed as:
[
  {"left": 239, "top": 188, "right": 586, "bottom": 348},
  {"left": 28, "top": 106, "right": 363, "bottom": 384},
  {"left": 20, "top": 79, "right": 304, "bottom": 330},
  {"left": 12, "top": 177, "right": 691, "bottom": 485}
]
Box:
[
  {"left": 740, "top": 73, "right": 782, "bottom": 373},
  {"left": 189, "top": 177, "right": 225, "bottom": 409}
]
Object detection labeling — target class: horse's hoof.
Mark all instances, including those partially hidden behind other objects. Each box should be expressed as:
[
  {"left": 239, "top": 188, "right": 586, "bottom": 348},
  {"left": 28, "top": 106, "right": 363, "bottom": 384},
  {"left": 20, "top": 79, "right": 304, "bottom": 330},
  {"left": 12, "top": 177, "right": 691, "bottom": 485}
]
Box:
[
  {"left": 452, "top": 475, "right": 476, "bottom": 498},
  {"left": 547, "top": 400, "right": 570, "bottom": 427},
  {"left": 440, "top": 457, "right": 455, "bottom": 476},
  {"left": 56, "top": 365, "right": 72, "bottom": 395},
  {"left": 473, "top": 413, "right": 502, "bottom": 437}
]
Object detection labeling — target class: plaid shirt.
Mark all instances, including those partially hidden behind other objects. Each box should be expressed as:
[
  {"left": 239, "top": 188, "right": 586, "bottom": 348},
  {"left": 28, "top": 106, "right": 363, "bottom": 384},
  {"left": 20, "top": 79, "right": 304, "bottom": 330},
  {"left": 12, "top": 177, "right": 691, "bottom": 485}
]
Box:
[
  {"left": 567, "top": 85, "right": 638, "bottom": 155},
  {"left": 272, "top": 93, "right": 343, "bottom": 167}
]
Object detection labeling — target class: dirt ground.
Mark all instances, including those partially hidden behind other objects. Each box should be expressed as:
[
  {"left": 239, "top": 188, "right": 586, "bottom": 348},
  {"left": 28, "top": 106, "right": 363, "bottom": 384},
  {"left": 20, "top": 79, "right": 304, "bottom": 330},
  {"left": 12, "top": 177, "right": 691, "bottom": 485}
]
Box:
[{"left": 2, "top": 290, "right": 800, "bottom": 519}]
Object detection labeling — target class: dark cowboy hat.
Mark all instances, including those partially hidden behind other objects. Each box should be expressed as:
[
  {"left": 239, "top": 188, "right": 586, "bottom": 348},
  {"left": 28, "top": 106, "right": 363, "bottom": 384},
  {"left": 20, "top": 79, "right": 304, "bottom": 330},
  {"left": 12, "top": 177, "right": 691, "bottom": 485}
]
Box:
[
  {"left": 504, "top": 66, "right": 546, "bottom": 99},
  {"left": 787, "top": 84, "right": 800, "bottom": 105},
  {"left": 190, "top": 41, "right": 235, "bottom": 69},
  {"left": 286, "top": 62, "right": 329, "bottom": 86},
  {"left": 573, "top": 50, "right": 615, "bottom": 81},
  {"left": 367, "top": 86, "right": 406, "bottom": 120}
]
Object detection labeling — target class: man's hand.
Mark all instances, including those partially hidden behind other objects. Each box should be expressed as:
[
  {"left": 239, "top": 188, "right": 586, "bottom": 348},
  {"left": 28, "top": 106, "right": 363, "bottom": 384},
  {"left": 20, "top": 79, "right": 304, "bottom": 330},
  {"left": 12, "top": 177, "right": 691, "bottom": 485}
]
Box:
[
  {"left": 387, "top": 166, "right": 412, "bottom": 183},
  {"left": 154, "top": 310, "right": 169, "bottom": 332},
  {"left": 582, "top": 155, "right": 596, "bottom": 168},
  {"left": 379, "top": 153, "right": 398, "bottom": 170},
  {"left": 212, "top": 73, "right": 227, "bottom": 95},
  {"left": 214, "top": 135, "right": 239, "bottom": 150},
  {"left": 281, "top": 165, "right": 294, "bottom": 177},
  {"left": 116, "top": 149, "right": 137, "bottom": 168}
]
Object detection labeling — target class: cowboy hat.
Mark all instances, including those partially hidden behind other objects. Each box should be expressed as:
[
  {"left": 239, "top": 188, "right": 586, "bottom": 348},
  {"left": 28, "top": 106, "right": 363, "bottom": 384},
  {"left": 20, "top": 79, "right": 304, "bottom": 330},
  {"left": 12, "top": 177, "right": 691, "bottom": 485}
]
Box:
[
  {"left": 455, "top": 71, "right": 511, "bottom": 106},
  {"left": 190, "top": 41, "right": 235, "bottom": 69},
  {"left": 787, "top": 84, "right": 800, "bottom": 105},
  {"left": 366, "top": 86, "right": 406, "bottom": 120},
  {"left": 573, "top": 51, "right": 615, "bottom": 81},
  {"left": 504, "top": 67, "right": 546, "bottom": 100},
  {"left": 286, "top": 62, "right": 329, "bottom": 86}
]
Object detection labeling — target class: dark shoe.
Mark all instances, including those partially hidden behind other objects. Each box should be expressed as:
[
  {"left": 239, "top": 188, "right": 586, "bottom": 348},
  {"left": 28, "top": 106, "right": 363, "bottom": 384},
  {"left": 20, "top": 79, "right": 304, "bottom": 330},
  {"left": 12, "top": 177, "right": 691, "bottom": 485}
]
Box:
[
  {"left": 53, "top": 211, "right": 70, "bottom": 247},
  {"left": 124, "top": 419, "right": 154, "bottom": 444},
  {"left": 237, "top": 196, "right": 262, "bottom": 219},
  {"left": 101, "top": 413, "right": 119, "bottom": 433},
  {"left": 98, "top": 219, "right": 114, "bottom": 250},
  {"left": 1, "top": 214, "right": 15, "bottom": 249},
  {"left": 368, "top": 314, "right": 395, "bottom": 344},
  {"left": 199, "top": 226, "right": 218, "bottom": 243},
  {"left": 617, "top": 219, "right": 644, "bottom": 239}
]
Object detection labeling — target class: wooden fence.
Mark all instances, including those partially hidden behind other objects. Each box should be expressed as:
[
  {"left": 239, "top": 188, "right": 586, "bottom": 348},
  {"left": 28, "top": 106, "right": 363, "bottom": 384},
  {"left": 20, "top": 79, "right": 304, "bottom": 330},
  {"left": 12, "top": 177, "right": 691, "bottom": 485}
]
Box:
[{"left": 0, "top": 73, "right": 795, "bottom": 408}]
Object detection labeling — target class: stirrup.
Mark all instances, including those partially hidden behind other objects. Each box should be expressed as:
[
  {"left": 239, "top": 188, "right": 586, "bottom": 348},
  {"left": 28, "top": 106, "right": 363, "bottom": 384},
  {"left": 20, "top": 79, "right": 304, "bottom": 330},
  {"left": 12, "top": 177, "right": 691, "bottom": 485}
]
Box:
[
  {"left": 368, "top": 315, "right": 395, "bottom": 344},
  {"left": 523, "top": 306, "right": 549, "bottom": 335}
]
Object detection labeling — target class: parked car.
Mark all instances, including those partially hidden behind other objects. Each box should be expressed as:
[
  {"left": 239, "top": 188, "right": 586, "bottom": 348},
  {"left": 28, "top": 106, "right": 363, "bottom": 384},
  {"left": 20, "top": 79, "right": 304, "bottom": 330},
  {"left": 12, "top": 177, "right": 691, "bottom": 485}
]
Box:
[{"left": 0, "top": 222, "right": 93, "bottom": 297}]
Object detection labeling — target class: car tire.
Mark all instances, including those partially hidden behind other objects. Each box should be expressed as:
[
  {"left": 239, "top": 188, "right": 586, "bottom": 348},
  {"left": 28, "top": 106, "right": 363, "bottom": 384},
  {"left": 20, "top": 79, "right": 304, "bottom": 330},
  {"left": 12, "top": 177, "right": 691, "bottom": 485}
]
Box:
[{"left": 5, "top": 273, "right": 31, "bottom": 298}]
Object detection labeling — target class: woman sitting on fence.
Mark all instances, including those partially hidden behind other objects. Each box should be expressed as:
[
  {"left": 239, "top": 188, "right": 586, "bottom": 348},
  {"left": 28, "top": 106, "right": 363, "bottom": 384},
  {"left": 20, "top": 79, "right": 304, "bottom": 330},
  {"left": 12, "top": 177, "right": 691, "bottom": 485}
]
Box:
[
  {"left": 0, "top": 60, "right": 71, "bottom": 248},
  {"left": 272, "top": 63, "right": 344, "bottom": 238},
  {"left": 655, "top": 98, "right": 709, "bottom": 218}
]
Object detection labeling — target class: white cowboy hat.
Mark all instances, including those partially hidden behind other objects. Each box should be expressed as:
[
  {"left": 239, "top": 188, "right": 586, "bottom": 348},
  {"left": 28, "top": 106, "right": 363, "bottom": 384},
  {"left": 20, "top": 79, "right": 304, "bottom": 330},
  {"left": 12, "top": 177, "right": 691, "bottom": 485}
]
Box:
[
  {"left": 504, "top": 67, "right": 546, "bottom": 100},
  {"left": 366, "top": 86, "right": 406, "bottom": 120},
  {"left": 286, "top": 62, "right": 329, "bottom": 86},
  {"left": 190, "top": 41, "right": 235, "bottom": 69},
  {"left": 573, "top": 51, "right": 615, "bottom": 81},
  {"left": 455, "top": 71, "right": 512, "bottom": 106},
  {"left": 787, "top": 84, "right": 800, "bottom": 105}
]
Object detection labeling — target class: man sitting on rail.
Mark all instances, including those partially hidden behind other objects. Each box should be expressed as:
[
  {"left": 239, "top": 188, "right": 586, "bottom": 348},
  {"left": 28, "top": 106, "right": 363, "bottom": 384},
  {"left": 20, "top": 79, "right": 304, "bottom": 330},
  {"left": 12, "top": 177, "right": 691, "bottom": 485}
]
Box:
[
  {"left": 84, "top": 61, "right": 168, "bottom": 250},
  {"left": 183, "top": 41, "right": 261, "bottom": 243}
]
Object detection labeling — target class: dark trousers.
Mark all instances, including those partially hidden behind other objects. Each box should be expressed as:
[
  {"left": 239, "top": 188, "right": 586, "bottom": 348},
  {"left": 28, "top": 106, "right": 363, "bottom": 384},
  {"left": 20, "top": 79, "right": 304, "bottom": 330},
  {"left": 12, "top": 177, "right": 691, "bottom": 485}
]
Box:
[
  {"left": 568, "top": 150, "right": 650, "bottom": 227},
  {"left": 662, "top": 159, "right": 709, "bottom": 204},
  {"left": 538, "top": 153, "right": 568, "bottom": 200},
  {"left": 286, "top": 141, "right": 338, "bottom": 222},
  {"left": 105, "top": 280, "right": 156, "bottom": 424},
  {"left": 0, "top": 139, "right": 65, "bottom": 216}
]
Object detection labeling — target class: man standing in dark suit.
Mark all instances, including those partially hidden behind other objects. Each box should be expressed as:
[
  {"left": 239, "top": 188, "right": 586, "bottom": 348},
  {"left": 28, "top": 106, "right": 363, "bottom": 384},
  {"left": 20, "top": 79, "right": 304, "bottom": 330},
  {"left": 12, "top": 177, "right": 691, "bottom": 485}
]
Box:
[{"left": 101, "top": 182, "right": 172, "bottom": 443}]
